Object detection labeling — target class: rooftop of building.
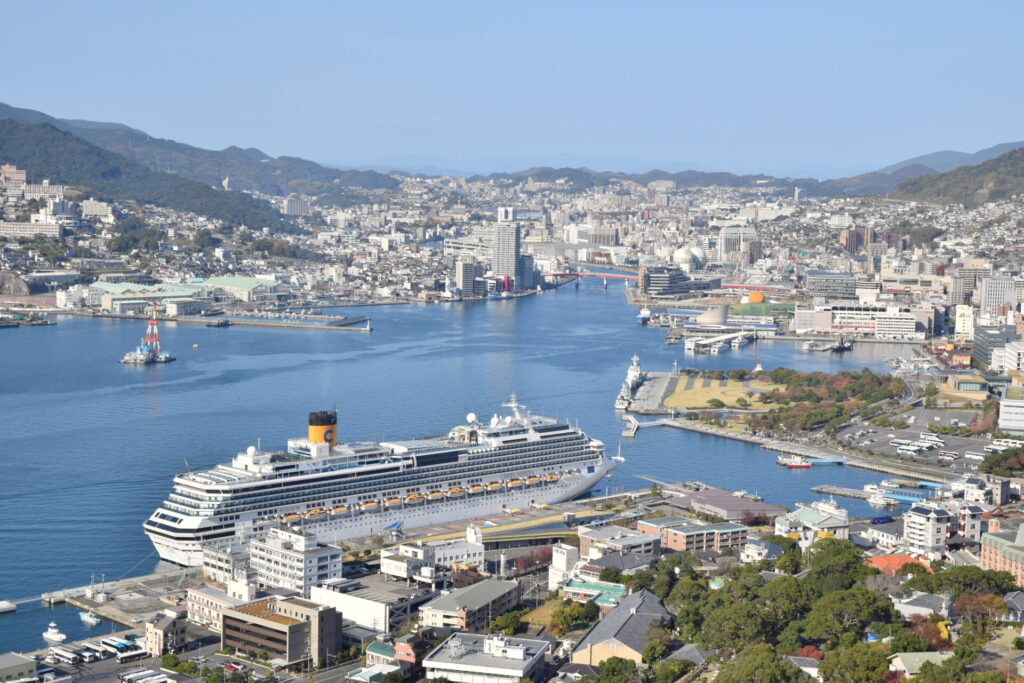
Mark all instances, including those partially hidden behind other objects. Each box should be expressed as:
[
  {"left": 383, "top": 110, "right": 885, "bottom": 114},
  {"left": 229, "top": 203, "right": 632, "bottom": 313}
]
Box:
[
  {"left": 563, "top": 580, "right": 628, "bottom": 608},
  {"left": 421, "top": 579, "right": 518, "bottom": 614},
  {"left": 230, "top": 599, "right": 301, "bottom": 626},
  {"left": 575, "top": 589, "right": 672, "bottom": 654},
  {"left": 425, "top": 633, "right": 548, "bottom": 671},
  {"left": 319, "top": 573, "right": 435, "bottom": 604},
  {"left": 1005, "top": 387, "right": 1024, "bottom": 401}
]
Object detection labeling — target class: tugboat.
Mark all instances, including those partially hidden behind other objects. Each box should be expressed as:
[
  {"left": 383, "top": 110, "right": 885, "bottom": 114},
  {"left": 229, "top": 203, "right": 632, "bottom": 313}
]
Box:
[
  {"left": 205, "top": 318, "right": 232, "bottom": 328},
  {"left": 122, "top": 303, "right": 176, "bottom": 365},
  {"left": 43, "top": 622, "right": 67, "bottom": 644},
  {"left": 776, "top": 455, "right": 812, "bottom": 469}
]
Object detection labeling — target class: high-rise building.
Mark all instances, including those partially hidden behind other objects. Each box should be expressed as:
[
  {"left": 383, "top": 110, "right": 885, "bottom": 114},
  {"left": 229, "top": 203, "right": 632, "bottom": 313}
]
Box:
[
  {"left": 980, "top": 276, "right": 1016, "bottom": 316},
  {"left": 492, "top": 223, "right": 521, "bottom": 288},
  {"left": 972, "top": 325, "right": 1018, "bottom": 368},
  {"left": 282, "top": 195, "right": 310, "bottom": 216},
  {"left": 455, "top": 259, "right": 484, "bottom": 297}
]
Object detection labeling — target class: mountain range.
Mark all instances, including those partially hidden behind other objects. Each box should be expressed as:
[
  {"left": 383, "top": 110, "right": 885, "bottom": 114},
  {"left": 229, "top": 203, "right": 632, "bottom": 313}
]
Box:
[
  {"left": 0, "top": 103, "right": 398, "bottom": 196},
  {"left": 0, "top": 100, "right": 1021, "bottom": 214},
  {"left": 890, "top": 146, "right": 1024, "bottom": 206},
  {"left": 0, "top": 119, "right": 289, "bottom": 230},
  {"left": 879, "top": 141, "right": 1024, "bottom": 175}
]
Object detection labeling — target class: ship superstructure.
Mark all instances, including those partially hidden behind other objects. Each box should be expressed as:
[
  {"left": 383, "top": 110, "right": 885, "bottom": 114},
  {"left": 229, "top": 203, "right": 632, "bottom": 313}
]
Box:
[
  {"left": 145, "top": 397, "right": 620, "bottom": 566},
  {"left": 614, "top": 354, "right": 646, "bottom": 410}
]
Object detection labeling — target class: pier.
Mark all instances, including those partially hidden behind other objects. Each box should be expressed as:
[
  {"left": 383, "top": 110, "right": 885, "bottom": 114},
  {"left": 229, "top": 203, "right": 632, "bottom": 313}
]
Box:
[
  {"left": 75, "top": 311, "right": 372, "bottom": 332},
  {"left": 811, "top": 485, "right": 871, "bottom": 500}
]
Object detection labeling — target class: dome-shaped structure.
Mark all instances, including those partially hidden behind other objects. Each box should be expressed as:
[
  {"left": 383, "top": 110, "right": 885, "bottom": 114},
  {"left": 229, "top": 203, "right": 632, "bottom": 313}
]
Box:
[
  {"left": 747, "top": 290, "right": 766, "bottom": 304},
  {"left": 696, "top": 305, "right": 729, "bottom": 325}
]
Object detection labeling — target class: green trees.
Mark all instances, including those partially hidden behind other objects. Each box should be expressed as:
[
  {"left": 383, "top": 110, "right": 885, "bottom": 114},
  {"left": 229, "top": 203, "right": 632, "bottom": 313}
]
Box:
[
  {"left": 652, "top": 659, "right": 693, "bottom": 683},
  {"left": 598, "top": 566, "right": 622, "bottom": 583},
  {"left": 818, "top": 642, "right": 889, "bottom": 683},
  {"left": 550, "top": 600, "right": 599, "bottom": 635},
  {"left": 490, "top": 607, "right": 529, "bottom": 635},
  {"left": 717, "top": 644, "right": 803, "bottom": 683},
  {"left": 802, "top": 586, "right": 899, "bottom": 646},
  {"left": 642, "top": 624, "right": 674, "bottom": 664},
  {"left": 804, "top": 539, "right": 873, "bottom": 595},
  {"left": 905, "top": 565, "right": 1016, "bottom": 599}
]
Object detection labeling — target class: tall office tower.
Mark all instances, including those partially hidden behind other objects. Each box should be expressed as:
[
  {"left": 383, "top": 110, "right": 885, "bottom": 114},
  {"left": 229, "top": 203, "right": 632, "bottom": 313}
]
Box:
[
  {"left": 839, "top": 228, "right": 862, "bottom": 254},
  {"left": 718, "top": 225, "right": 759, "bottom": 263},
  {"left": 980, "top": 276, "right": 1016, "bottom": 316},
  {"left": 455, "top": 259, "right": 483, "bottom": 296},
  {"left": 858, "top": 225, "right": 875, "bottom": 247},
  {"left": 492, "top": 222, "right": 521, "bottom": 287},
  {"left": 497, "top": 207, "right": 515, "bottom": 222}
]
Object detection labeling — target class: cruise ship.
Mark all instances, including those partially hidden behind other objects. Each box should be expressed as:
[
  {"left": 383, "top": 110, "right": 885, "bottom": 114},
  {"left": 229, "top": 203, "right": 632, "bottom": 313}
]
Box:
[{"left": 144, "top": 397, "right": 621, "bottom": 566}]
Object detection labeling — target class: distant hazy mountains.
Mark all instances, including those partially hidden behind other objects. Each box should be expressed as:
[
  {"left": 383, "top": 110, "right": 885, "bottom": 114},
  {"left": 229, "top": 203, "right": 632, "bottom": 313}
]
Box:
[
  {"left": 891, "top": 147, "right": 1024, "bottom": 206},
  {"left": 0, "top": 102, "right": 398, "bottom": 196},
  {"left": 880, "top": 141, "right": 1024, "bottom": 175}
]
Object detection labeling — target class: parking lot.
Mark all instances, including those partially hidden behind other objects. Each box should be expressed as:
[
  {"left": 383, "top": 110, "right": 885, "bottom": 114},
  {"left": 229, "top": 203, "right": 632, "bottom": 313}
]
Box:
[{"left": 835, "top": 407, "right": 993, "bottom": 474}]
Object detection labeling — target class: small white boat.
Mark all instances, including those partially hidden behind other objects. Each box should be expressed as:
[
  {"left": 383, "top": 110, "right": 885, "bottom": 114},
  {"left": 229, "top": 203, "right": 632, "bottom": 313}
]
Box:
[
  {"left": 868, "top": 493, "right": 897, "bottom": 508},
  {"left": 0, "top": 600, "right": 15, "bottom": 614},
  {"left": 80, "top": 610, "right": 102, "bottom": 626},
  {"left": 43, "top": 622, "right": 67, "bottom": 643},
  {"left": 709, "top": 342, "right": 727, "bottom": 354}
]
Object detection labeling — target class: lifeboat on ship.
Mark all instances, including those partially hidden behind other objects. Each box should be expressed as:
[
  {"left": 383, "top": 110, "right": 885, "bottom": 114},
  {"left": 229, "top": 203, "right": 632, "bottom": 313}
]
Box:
[
  {"left": 487, "top": 482, "right": 502, "bottom": 491},
  {"left": 385, "top": 497, "right": 403, "bottom": 507},
  {"left": 405, "top": 493, "right": 424, "bottom": 504},
  {"left": 428, "top": 491, "right": 445, "bottom": 501},
  {"left": 468, "top": 485, "right": 485, "bottom": 494},
  {"left": 305, "top": 508, "right": 326, "bottom": 518},
  {"left": 448, "top": 486, "right": 465, "bottom": 496},
  {"left": 331, "top": 505, "right": 349, "bottom": 515},
  {"left": 360, "top": 500, "right": 379, "bottom": 511},
  {"left": 281, "top": 513, "right": 301, "bottom": 522},
  {"left": 526, "top": 476, "right": 541, "bottom": 485},
  {"left": 507, "top": 479, "right": 524, "bottom": 488},
  {"left": 545, "top": 473, "right": 560, "bottom": 482}
]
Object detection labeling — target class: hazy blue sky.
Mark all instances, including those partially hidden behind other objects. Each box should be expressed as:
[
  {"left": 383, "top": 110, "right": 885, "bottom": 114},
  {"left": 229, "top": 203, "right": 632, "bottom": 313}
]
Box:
[{"left": 4, "top": 1, "right": 1023, "bottom": 177}]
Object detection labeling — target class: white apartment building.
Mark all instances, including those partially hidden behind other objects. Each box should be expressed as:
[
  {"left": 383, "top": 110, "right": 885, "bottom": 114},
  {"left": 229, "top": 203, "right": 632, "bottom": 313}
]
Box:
[
  {"left": 81, "top": 199, "right": 115, "bottom": 224},
  {"left": 999, "top": 387, "right": 1024, "bottom": 435},
  {"left": 991, "top": 342, "right": 1024, "bottom": 373},
  {"left": 954, "top": 304, "right": 975, "bottom": 341},
  {"left": 875, "top": 312, "right": 923, "bottom": 340},
  {"left": 980, "top": 276, "right": 1016, "bottom": 316},
  {"left": 903, "top": 502, "right": 983, "bottom": 560},
  {"left": 249, "top": 526, "right": 343, "bottom": 597}
]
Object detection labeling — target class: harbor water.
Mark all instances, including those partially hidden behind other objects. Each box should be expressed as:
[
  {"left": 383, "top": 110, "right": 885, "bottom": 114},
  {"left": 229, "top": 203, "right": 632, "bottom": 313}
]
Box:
[{"left": 0, "top": 277, "right": 913, "bottom": 651}]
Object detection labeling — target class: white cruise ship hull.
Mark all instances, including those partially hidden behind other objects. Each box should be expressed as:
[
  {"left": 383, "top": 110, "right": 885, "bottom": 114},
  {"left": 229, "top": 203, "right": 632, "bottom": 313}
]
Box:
[{"left": 148, "top": 460, "right": 617, "bottom": 566}]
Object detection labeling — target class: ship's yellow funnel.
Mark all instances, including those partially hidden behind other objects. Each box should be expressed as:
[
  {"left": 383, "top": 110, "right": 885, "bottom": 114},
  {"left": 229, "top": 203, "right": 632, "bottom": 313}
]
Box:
[{"left": 308, "top": 410, "right": 337, "bottom": 449}]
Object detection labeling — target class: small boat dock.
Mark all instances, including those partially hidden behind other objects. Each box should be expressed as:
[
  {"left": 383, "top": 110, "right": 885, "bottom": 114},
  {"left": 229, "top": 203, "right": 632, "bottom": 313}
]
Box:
[{"left": 811, "top": 485, "right": 871, "bottom": 500}]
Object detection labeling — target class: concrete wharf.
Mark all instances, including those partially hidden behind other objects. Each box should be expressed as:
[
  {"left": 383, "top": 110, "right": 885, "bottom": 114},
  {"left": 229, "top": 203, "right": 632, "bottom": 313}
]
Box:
[{"left": 811, "top": 485, "right": 871, "bottom": 500}]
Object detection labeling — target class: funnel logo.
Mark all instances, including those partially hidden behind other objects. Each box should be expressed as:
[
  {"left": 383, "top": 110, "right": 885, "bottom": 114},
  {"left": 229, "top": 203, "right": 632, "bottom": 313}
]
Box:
[{"left": 324, "top": 429, "right": 335, "bottom": 442}]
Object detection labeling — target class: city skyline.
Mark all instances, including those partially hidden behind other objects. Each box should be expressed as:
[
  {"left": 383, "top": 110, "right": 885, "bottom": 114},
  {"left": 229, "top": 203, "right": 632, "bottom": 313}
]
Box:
[{"left": 3, "top": 1, "right": 1023, "bottom": 178}]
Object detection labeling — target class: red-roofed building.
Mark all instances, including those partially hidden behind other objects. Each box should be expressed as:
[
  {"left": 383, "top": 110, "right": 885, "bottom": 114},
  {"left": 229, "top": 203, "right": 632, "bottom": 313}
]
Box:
[{"left": 866, "top": 555, "right": 933, "bottom": 576}]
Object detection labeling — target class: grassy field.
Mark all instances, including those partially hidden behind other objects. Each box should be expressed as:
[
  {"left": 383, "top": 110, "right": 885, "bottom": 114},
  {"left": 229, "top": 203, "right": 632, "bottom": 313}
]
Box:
[
  {"left": 664, "top": 377, "right": 783, "bottom": 410},
  {"left": 524, "top": 600, "right": 560, "bottom": 628}
]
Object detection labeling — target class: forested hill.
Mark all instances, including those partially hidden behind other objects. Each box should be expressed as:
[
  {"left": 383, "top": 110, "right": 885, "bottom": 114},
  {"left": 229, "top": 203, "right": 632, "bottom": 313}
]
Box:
[
  {"left": 891, "top": 147, "right": 1024, "bottom": 207},
  {"left": 0, "top": 101, "right": 399, "bottom": 196},
  {"left": 0, "top": 119, "right": 289, "bottom": 229}
]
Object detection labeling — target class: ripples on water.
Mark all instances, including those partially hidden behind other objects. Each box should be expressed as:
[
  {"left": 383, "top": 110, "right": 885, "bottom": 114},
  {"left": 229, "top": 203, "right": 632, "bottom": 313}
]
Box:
[{"left": 0, "top": 279, "right": 915, "bottom": 650}]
